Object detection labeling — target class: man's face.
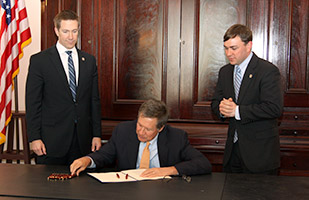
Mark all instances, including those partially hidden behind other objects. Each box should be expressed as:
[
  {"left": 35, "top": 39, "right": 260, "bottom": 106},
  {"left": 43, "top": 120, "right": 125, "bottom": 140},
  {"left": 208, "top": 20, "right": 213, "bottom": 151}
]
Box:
[
  {"left": 224, "top": 35, "right": 252, "bottom": 65},
  {"left": 136, "top": 115, "right": 164, "bottom": 142},
  {"left": 54, "top": 20, "right": 79, "bottom": 49}
]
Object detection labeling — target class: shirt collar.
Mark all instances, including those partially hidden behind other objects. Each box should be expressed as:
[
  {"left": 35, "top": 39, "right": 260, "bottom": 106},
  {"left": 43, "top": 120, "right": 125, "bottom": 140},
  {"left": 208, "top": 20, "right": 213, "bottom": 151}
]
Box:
[
  {"left": 237, "top": 51, "right": 253, "bottom": 73},
  {"left": 56, "top": 41, "right": 77, "bottom": 55},
  {"left": 143, "top": 132, "right": 159, "bottom": 146}
]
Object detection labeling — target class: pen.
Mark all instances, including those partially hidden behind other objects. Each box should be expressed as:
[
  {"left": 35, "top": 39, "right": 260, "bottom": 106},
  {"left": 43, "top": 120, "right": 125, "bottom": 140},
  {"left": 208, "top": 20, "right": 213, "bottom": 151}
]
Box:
[{"left": 116, "top": 173, "right": 120, "bottom": 179}]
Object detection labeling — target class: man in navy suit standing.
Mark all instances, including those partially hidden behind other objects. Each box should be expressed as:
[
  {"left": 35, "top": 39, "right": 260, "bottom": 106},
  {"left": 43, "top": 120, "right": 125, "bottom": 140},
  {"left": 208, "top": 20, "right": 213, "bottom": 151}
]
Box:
[
  {"left": 26, "top": 10, "right": 102, "bottom": 165},
  {"left": 211, "top": 24, "right": 283, "bottom": 174}
]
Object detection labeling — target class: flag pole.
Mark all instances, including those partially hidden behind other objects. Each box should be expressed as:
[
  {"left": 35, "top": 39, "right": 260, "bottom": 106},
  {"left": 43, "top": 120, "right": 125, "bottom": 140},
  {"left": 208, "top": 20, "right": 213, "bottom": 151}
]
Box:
[
  {"left": 14, "top": 77, "right": 21, "bottom": 163},
  {"left": 14, "top": 77, "right": 19, "bottom": 112}
]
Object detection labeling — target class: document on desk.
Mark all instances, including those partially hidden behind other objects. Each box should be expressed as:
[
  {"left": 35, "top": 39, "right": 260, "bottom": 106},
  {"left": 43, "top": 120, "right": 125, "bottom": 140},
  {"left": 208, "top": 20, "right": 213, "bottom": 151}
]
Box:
[{"left": 88, "top": 169, "right": 171, "bottom": 183}]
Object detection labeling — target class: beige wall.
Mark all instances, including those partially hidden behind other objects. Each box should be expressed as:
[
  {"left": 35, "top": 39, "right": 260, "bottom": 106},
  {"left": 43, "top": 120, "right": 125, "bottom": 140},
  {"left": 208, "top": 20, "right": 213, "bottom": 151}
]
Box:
[{"left": 12, "top": 0, "right": 41, "bottom": 111}]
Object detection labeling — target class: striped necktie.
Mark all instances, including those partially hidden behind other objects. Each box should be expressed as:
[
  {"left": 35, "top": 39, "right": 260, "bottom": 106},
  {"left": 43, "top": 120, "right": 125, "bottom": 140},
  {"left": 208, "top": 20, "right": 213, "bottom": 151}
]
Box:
[
  {"left": 66, "top": 51, "right": 77, "bottom": 102},
  {"left": 234, "top": 65, "right": 242, "bottom": 143},
  {"left": 234, "top": 65, "right": 242, "bottom": 102}
]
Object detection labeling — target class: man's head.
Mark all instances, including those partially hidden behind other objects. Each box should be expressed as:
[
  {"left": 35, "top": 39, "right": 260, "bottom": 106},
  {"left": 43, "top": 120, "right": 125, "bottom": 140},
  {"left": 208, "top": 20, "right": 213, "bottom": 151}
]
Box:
[
  {"left": 223, "top": 24, "right": 252, "bottom": 65},
  {"left": 136, "top": 99, "right": 169, "bottom": 142},
  {"left": 54, "top": 10, "right": 79, "bottom": 49}
]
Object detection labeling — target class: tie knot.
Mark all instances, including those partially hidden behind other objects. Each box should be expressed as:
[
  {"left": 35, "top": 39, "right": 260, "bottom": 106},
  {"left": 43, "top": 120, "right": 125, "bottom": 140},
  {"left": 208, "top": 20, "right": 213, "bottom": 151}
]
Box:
[
  {"left": 66, "top": 51, "right": 72, "bottom": 56},
  {"left": 145, "top": 142, "right": 150, "bottom": 148},
  {"left": 236, "top": 65, "right": 241, "bottom": 73}
]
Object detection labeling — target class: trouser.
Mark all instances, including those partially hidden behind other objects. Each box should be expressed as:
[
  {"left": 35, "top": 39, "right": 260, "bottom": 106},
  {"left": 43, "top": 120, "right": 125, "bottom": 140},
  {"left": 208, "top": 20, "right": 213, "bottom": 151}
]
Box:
[
  {"left": 36, "top": 126, "right": 82, "bottom": 165},
  {"left": 224, "top": 141, "right": 278, "bottom": 175}
]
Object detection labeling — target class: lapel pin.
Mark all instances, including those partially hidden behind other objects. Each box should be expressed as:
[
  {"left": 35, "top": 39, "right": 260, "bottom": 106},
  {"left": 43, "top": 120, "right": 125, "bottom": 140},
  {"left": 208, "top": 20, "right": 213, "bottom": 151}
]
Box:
[
  {"left": 249, "top": 74, "right": 253, "bottom": 78},
  {"left": 82, "top": 57, "right": 85, "bottom": 61}
]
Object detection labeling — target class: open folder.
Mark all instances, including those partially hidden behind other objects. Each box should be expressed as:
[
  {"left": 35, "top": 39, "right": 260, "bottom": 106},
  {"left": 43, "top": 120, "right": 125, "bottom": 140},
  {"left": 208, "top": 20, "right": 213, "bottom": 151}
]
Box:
[{"left": 88, "top": 168, "right": 172, "bottom": 183}]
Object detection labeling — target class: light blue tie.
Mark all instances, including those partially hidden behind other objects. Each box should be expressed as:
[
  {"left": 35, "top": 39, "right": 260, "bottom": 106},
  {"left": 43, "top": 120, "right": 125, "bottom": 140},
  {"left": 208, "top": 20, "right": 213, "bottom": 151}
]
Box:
[
  {"left": 234, "top": 65, "right": 242, "bottom": 102},
  {"left": 234, "top": 65, "right": 242, "bottom": 143},
  {"left": 66, "top": 51, "right": 77, "bottom": 102}
]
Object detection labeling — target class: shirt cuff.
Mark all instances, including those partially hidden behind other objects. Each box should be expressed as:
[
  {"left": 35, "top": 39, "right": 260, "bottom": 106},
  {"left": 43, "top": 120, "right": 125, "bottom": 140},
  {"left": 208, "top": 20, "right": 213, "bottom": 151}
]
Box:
[
  {"left": 87, "top": 156, "right": 96, "bottom": 168},
  {"left": 220, "top": 113, "right": 226, "bottom": 118},
  {"left": 235, "top": 105, "right": 240, "bottom": 120}
]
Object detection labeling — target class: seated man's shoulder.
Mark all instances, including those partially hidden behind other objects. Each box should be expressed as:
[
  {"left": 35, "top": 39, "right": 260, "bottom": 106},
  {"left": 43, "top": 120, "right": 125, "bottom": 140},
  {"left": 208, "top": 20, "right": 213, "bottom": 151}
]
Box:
[
  {"left": 114, "top": 120, "right": 136, "bottom": 133},
  {"left": 164, "top": 125, "right": 187, "bottom": 136},
  {"left": 117, "top": 120, "right": 136, "bottom": 127}
]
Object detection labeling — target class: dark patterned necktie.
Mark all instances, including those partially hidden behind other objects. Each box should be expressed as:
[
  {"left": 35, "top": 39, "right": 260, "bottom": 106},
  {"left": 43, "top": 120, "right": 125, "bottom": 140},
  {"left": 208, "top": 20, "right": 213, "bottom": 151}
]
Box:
[{"left": 66, "top": 51, "right": 77, "bottom": 102}]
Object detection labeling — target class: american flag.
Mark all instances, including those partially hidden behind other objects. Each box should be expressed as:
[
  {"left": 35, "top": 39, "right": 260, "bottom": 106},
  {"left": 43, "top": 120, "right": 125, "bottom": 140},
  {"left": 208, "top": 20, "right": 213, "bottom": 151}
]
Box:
[{"left": 0, "top": 0, "right": 31, "bottom": 145}]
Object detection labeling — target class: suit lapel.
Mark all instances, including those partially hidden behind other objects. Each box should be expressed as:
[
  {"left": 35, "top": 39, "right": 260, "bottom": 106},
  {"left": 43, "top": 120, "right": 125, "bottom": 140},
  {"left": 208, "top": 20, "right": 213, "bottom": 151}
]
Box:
[
  {"left": 226, "top": 65, "right": 236, "bottom": 100},
  {"left": 48, "top": 46, "right": 72, "bottom": 96},
  {"left": 127, "top": 124, "right": 140, "bottom": 168},
  {"left": 158, "top": 127, "right": 168, "bottom": 167},
  {"left": 238, "top": 53, "right": 258, "bottom": 103},
  {"left": 76, "top": 50, "right": 85, "bottom": 99}
]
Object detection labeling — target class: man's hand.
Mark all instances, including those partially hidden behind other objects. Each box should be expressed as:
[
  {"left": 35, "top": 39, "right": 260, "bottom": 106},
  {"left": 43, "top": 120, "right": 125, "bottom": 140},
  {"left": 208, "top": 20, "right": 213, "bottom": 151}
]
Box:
[
  {"left": 140, "top": 166, "right": 178, "bottom": 178},
  {"left": 70, "top": 156, "right": 91, "bottom": 176},
  {"left": 219, "top": 98, "right": 237, "bottom": 117},
  {"left": 91, "top": 137, "right": 102, "bottom": 152},
  {"left": 31, "top": 139, "right": 46, "bottom": 156}
]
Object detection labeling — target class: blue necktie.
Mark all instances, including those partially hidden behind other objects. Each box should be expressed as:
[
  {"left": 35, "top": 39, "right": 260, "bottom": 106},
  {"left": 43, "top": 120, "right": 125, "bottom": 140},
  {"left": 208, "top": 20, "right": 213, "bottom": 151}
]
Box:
[
  {"left": 234, "top": 65, "right": 242, "bottom": 143},
  {"left": 234, "top": 65, "right": 242, "bottom": 102},
  {"left": 66, "top": 51, "right": 77, "bottom": 102}
]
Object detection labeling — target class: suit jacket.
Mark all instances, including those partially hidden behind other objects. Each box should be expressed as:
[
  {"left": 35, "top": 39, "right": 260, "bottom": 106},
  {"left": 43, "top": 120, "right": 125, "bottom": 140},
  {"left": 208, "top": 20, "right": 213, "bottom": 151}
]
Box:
[
  {"left": 211, "top": 53, "right": 283, "bottom": 172},
  {"left": 89, "top": 120, "right": 212, "bottom": 176},
  {"left": 26, "top": 46, "right": 101, "bottom": 157}
]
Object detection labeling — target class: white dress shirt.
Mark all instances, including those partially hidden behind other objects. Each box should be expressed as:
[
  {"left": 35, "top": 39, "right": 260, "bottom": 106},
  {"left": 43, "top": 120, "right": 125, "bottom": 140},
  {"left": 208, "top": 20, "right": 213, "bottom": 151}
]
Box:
[
  {"left": 234, "top": 51, "right": 253, "bottom": 120},
  {"left": 56, "top": 42, "right": 79, "bottom": 86}
]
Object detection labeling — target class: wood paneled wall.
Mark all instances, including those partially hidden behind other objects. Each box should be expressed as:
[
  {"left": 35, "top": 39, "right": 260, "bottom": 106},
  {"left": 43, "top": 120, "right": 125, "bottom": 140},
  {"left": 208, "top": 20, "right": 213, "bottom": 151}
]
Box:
[
  {"left": 41, "top": 0, "right": 309, "bottom": 119},
  {"left": 41, "top": 0, "right": 309, "bottom": 175}
]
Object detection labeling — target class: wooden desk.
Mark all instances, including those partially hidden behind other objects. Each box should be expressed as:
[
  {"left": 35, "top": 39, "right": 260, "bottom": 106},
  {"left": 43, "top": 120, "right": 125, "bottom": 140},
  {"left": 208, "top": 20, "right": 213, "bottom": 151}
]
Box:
[{"left": 0, "top": 163, "right": 308, "bottom": 200}]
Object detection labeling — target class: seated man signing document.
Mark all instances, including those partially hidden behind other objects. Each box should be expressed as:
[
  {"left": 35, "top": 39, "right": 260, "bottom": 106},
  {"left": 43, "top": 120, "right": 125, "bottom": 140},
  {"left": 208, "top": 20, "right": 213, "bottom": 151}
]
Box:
[{"left": 70, "top": 99, "right": 212, "bottom": 177}]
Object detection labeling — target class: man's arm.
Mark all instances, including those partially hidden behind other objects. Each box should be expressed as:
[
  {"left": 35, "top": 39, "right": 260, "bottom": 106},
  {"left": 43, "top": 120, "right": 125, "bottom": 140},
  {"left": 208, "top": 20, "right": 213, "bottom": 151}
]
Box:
[
  {"left": 161, "top": 129, "right": 212, "bottom": 176},
  {"left": 26, "top": 55, "right": 44, "bottom": 143},
  {"left": 174, "top": 137, "right": 212, "bottom": 176},
  {"left": 90, "top": 55, "right": 102, "bottom": 139},
  {"left": 211, "top": 67, "right": 233, "bottom": 120},
  {"left": 239, "top": 65, "right": 283, "bottom": 124}
]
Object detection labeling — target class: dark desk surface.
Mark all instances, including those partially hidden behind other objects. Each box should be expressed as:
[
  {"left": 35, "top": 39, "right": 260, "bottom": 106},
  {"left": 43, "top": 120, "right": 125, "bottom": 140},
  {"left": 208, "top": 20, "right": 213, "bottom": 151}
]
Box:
[{"left": 0, "top": 163, "right": 308, "bottom": 200}]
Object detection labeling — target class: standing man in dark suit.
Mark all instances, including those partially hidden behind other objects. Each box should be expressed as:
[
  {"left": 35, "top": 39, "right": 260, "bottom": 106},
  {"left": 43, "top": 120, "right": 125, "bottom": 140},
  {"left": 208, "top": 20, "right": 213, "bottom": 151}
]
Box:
[
  {"left": 211, "top": 24, "right": 283, "bottom": 174},
  {"left": 26, "top": 10, "right": 102, "bottom": 165},
  {"left": 70, "top": 99, "right": 212, "bottom": 177}
]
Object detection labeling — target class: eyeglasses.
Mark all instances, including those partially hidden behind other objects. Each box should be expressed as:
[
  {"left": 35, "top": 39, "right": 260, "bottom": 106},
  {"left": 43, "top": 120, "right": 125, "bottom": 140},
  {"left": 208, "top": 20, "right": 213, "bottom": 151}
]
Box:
[
  {"left": 182, "top": 175, "right": 192, "bottom": 183},
  {"left": 161, "top": 175, "right": 192, "bottom": 183}
]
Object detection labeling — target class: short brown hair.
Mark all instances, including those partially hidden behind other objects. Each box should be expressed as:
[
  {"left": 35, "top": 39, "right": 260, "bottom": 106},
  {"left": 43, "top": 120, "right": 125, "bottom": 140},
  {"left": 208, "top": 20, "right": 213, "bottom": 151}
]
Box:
[
  {"left": 53, "top": 10, "right": 79, "bottom": 29},
  {"left": 223, "top": 24, "right": 252, "bottom": 44},
  {"left": 138, "top": 99, "right": 169, "bottom": 129}
]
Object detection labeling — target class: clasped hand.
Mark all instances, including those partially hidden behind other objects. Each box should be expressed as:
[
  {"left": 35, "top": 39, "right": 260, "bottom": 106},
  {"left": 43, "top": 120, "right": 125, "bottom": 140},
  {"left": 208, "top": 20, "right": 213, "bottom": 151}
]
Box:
[{"left": 219, "top": 98, "right": 236, "bottom": 118}]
